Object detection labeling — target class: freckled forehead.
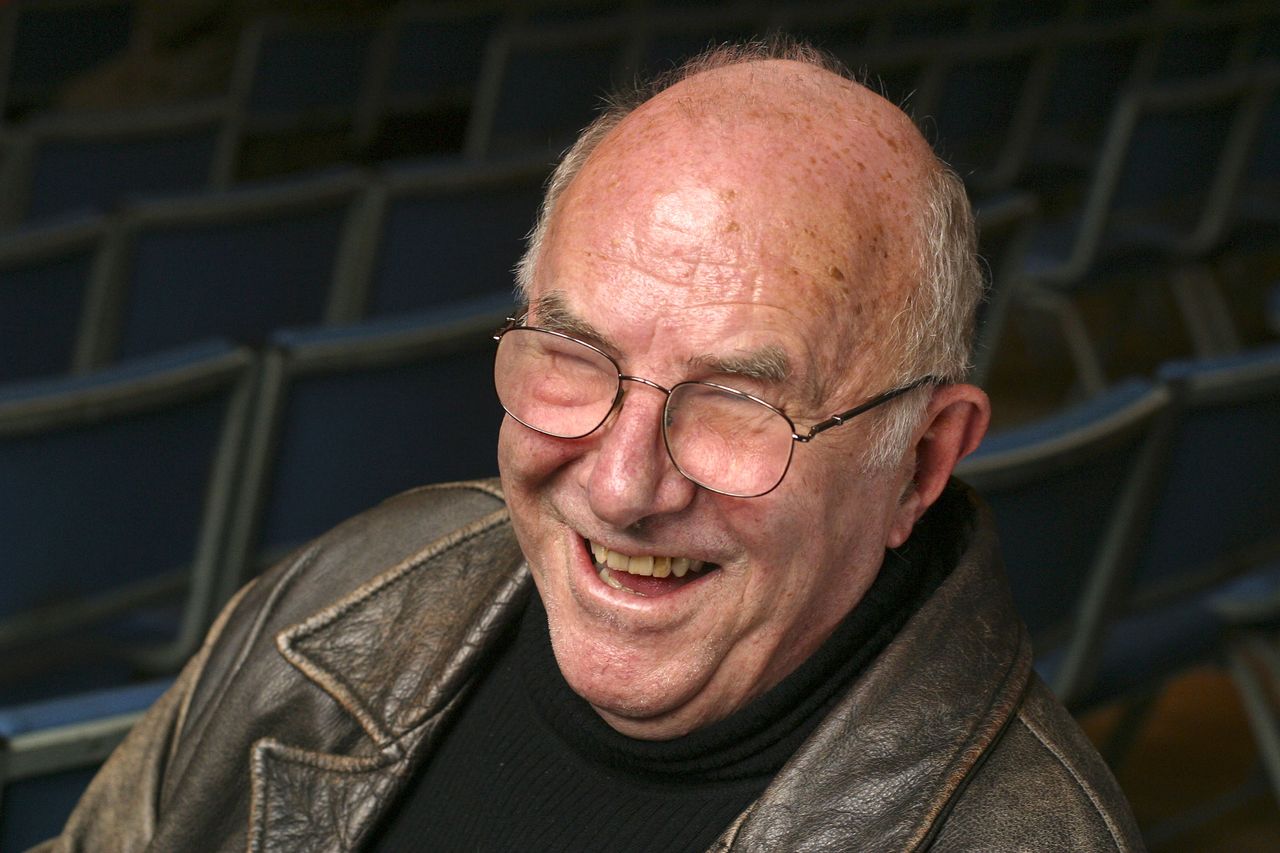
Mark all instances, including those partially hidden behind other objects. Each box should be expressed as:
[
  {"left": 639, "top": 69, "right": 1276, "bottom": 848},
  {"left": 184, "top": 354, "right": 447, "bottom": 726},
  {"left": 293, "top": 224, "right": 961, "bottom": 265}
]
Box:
[{"left": 540, "top": 59, "right": 935, "bottom": 392}]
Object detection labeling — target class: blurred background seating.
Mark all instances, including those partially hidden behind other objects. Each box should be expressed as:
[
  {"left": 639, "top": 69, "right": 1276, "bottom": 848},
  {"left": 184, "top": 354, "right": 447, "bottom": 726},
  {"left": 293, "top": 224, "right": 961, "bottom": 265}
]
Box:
[
  {"left": 0, "top": 677, "right": 172, "bottom": 852},
  {"left": 74, "top": 168, "right": 375, "bottom": 367},
  {"left": 222, "top": 294, "right": 510, "bottom": 592},
  {"left": 0, "top": 214, "right": 107, "bottom": 383},
  {"left": 0, "top": 340, "right": 256, "bottom": 706},
  {"left": 337, "top": 155, "right": 548, "bottom": 319},
  {"left": 0, "top": 100, "right": 234, "bottom": 227},
  {"left": 2, "top": 0, "right": 1278, "bottom": 847},
  {"left": 955, "top": 377, "right": 1172, "bottom": 709}
]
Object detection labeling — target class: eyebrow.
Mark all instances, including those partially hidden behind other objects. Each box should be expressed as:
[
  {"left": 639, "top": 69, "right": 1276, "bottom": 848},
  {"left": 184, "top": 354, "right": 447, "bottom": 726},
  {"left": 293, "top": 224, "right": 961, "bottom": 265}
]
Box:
[
  {"left": 528, "top": 291, "right": 621, "bottom": 353},
  {"left": 694, "top": 346, "right": 792, "bottom": 386}
]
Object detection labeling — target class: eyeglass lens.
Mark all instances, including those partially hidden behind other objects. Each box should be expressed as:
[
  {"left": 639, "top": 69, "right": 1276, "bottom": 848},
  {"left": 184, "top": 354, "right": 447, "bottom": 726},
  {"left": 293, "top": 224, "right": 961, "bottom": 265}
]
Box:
[{"left": 494, "top": 328, "right": 795, "bottom": 496}]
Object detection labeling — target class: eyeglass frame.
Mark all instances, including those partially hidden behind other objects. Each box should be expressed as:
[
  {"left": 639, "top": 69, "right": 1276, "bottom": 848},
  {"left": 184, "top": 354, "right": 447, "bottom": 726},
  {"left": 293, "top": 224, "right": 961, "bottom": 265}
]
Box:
[{"left": 493, "top": 315, "right": 940, "bottom": 497}]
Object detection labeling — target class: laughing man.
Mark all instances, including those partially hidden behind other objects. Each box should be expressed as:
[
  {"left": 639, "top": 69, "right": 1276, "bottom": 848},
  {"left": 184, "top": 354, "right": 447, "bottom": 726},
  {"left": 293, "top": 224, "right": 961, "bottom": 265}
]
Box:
[{"left": 39, "top": 42, "right": 1142, "bottom": 853}]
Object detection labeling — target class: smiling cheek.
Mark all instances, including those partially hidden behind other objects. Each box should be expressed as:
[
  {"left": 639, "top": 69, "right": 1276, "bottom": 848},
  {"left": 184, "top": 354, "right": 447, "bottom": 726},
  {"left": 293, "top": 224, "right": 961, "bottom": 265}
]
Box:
[
  {"left": 716, "top": 497, "right": 832, "bottom": 626},
  {"left": 721, "top": 464, "right": 897, "bottom": 647},
  {"left": 498, "top": 416, "right": 582, "bottom": 573},
  {"left": 498, "top": 415, "right": 595, "bottom": 526}
]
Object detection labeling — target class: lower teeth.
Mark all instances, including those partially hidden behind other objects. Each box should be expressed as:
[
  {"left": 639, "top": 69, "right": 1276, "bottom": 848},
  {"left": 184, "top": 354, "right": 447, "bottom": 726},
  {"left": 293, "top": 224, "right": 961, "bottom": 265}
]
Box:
[{"left": 598, "top": 567, "right": 645, "bottom": 595}]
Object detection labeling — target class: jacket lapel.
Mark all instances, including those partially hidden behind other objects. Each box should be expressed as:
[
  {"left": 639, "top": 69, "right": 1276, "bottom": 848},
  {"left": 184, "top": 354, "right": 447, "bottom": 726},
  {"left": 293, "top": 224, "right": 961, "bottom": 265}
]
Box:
[{"left": 250, "top": 506, "right": 531, "bottom": 852}]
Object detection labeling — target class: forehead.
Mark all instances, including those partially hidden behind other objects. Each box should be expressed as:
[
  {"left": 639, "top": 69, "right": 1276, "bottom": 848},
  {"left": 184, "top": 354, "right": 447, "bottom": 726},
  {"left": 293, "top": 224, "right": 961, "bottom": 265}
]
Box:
[{"left": 532, "top": 62, "right": 929, "bottom": 396}]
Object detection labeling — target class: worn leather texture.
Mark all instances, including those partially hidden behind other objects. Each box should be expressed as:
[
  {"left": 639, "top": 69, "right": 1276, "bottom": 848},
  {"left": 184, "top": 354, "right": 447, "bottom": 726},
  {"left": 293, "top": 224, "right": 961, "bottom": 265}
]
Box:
[{"left": 32, "top": 479, "right": 1144, "bottom": 852}]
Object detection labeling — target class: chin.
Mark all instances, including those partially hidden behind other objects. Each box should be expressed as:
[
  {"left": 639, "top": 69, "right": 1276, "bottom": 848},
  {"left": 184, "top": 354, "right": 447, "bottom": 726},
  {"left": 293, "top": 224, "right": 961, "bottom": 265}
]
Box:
[{"left": 544, "top": 615, "right": 717, "bottom": 735}]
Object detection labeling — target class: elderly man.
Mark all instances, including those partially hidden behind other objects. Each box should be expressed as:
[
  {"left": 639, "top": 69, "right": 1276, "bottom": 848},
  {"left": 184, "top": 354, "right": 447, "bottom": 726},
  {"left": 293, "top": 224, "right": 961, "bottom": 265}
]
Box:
[{"left": 40, "top": 44, "right": 1141, "bottom": 852}]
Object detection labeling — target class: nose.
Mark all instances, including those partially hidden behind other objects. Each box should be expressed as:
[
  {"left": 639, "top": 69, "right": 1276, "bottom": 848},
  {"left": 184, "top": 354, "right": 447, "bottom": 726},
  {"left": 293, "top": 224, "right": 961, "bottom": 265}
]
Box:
[{"left": 584, "top": 377, "right": 698, "bottom": 529}]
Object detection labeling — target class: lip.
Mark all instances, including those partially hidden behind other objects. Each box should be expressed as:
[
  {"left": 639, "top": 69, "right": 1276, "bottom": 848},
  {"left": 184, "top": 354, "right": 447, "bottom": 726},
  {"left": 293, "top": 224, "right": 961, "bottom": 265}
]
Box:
[{"left": 567, "top": 531, "right": 720, "bottom": 619}]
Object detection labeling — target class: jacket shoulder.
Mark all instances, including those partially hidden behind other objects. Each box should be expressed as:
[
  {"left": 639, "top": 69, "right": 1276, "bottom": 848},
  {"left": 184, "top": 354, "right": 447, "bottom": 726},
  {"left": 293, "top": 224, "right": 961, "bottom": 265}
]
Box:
[{"left": 932, "top": 676, "right": 1145, "bottom": 852}]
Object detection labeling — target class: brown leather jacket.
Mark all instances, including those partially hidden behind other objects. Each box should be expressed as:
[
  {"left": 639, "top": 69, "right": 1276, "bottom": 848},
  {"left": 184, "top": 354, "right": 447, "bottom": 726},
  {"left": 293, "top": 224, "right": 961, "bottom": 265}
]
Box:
[{"left": 34, "top": 480, "right": 1144, "bottom": 852}]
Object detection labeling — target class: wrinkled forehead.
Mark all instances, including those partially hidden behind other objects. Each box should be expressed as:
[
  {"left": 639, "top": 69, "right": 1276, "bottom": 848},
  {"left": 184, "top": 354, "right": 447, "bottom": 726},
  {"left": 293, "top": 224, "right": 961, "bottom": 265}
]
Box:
[{"left": 540, "top": 61, "right": 933, "bottom": 365}]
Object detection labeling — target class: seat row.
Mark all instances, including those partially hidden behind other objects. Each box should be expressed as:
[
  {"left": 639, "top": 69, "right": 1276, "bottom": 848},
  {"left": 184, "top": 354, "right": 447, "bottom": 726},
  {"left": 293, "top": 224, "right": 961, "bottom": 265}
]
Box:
[
  {"left": 4, "top": 0, "right": 1259, "bottom": 121},
  {"left": 4, "top": 4, "right": 1276, "bottom": 404},
  {"left": 5, "top": 59, "right": 1276, "bottom": 393},
  {"left": 0, "top": 157, "right": 549, "bottom": 384},
  {"left": 973, "top": 61, "right": 1280, "bottom": 394},
  {"left": 2, "top": 0, "right": 1276, "bottom": 228},
  {"left": 0, "top": 293, "right": 514, "bottom": 706}
]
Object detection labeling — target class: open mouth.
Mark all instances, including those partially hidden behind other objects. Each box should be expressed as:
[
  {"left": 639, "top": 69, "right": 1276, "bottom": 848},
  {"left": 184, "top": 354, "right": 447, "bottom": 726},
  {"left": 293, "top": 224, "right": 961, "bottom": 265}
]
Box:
[{"left": 586, "top": 538, "right": 719, "bottom": 597}]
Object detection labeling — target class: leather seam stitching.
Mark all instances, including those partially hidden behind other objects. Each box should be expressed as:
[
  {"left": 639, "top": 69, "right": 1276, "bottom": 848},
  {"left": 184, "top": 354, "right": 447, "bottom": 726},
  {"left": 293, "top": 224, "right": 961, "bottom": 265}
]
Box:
[
  {"left": 276, "top": 505, "right": 513, "bottom": 745},
  {"left": 906, "top": 629, "right": 1031, "bottom": 851},
  {"left": 1018, "top": 708, "right": 1127, "bottom": 850},
  {"left": 249, "top": 737, "right": 406, "bottom": 853}
]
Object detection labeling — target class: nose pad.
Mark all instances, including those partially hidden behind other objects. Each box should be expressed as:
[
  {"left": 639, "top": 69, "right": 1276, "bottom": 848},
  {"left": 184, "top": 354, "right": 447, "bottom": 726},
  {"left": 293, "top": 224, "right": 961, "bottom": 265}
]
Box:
[{"left": 585, "top": 377, "right": 696, "bottom": 527}]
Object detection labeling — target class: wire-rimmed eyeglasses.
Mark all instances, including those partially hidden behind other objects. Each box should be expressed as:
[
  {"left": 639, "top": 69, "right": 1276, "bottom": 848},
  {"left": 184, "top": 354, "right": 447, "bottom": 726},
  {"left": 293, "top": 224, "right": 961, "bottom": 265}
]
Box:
[{"left": 493, "top": 316, "right": 938, "bottom": 498}]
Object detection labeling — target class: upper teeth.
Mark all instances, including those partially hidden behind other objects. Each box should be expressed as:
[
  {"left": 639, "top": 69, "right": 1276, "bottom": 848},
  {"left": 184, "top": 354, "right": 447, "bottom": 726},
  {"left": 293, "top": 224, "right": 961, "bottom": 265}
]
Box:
[{"left": 590, "top": 541, "right": 702, "bottom": 578}]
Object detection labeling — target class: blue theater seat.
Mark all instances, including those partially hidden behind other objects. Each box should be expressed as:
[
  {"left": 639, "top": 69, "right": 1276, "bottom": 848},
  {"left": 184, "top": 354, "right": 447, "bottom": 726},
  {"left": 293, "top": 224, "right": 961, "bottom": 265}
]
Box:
[
  {"left": 465, "top": 17, "right": 632, "bottom": 161},
  {"left": 77, "top": 170, "right": 373, "bottom": 367},
  {"left": 222, "top": 295, "right": 511, "bottom": 588},
  {"left": 337, "top": 157, "right": 546, "bottom": 321},
  {"left": 956, "top": 377, "right": 1170, "bottom": 705},
  {"left": 0, "top": 101, "right": 234, "bottom": 228},
  {"left": 0, "top": 215, "right": 105, "bottom": 382},
  {"left": 0, "top": 340, "right": 256, "bottom": 699}
]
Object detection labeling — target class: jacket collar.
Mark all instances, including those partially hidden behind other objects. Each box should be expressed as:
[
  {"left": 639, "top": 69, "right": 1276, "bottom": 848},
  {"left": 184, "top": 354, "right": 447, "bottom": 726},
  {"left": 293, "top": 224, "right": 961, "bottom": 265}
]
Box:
[{"left": 251, "top": 499, "right": 532, "bottom": 851}]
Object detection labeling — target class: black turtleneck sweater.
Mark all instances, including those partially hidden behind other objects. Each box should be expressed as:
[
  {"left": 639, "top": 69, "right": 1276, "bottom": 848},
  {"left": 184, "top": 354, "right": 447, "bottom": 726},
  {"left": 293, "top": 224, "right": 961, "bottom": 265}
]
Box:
[{"left": 369, "top": 494, "right": 963, "bottom": 852}]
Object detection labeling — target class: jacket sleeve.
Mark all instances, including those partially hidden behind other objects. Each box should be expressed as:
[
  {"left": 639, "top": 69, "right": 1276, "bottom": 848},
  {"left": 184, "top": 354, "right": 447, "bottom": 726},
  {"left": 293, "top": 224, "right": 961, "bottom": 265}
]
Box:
[{"left": 28, "top": 581, "right": 258, "bottom": 853}]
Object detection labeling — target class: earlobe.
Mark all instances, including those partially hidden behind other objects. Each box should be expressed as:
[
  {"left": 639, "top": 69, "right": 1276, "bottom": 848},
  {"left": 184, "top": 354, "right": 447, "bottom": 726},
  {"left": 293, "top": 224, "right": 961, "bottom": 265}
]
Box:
[{"left": 885, "top": 384, "right": 991, "bottom": 548}]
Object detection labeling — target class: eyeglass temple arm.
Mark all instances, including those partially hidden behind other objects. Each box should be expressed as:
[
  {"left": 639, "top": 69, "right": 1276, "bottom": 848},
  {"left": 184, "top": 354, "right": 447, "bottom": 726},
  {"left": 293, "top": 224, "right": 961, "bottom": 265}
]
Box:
[
  {"left": 793, "top": 376, "right": 940, "bottom": 442},
  {"left": 493, "top": 315, "right": 525, "bottom": 341}
]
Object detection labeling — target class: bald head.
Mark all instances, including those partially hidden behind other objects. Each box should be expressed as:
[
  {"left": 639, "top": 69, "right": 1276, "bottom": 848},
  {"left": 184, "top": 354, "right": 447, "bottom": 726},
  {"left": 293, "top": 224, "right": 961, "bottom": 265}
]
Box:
[
  {"left": 558, "top": 59, "right": 933, "bottom": 366},
  {"left": 518, "top": 43, "right": 981, "bottom": 467}
]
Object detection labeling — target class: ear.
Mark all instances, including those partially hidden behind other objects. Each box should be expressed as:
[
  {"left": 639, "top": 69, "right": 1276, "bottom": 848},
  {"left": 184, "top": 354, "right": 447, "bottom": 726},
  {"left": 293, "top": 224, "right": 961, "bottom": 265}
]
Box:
[{"left": 885, "top": 383, "right": 990, "bottom": 548}]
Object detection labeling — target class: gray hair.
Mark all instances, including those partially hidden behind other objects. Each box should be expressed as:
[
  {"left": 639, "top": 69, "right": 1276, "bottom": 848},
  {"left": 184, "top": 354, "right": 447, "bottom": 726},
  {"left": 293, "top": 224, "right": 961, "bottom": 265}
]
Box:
[
  {"left": 515, "top": 39, "right": 982, "bottom": 473},
  {"left": 863, "top": 164, "right": 980, "bottom": 471}
]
